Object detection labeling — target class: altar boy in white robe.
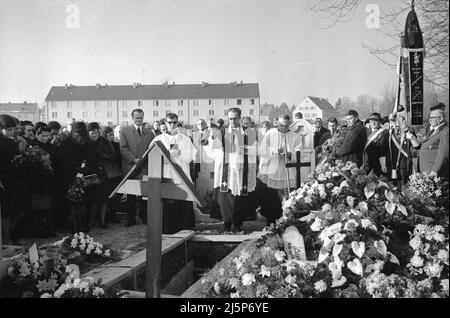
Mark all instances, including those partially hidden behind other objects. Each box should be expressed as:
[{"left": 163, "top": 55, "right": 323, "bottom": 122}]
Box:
[
  {"left": 258, "top": 115, "right": 302, "bottom": 226},
  {"left": 150, "top": 113, "right": 197, "bottom": 234},
  {"left": 209, "top": 108, "right": 258, "bottom": 232}
]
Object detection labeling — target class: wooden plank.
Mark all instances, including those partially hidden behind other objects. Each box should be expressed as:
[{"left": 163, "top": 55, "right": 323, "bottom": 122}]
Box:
[
  {"left": 163, "top": 230, "right": 195, "bottom": 240},
  {"left": 181, "top": 240, "right": 252, "bottom": 298},
  {"left": 190, "top": 231, "right": 266, "bottom": 243},
  {"left": 85, "top": 266, "right": 132, "bottom": 288},
  {"left": 117, "top": 290, "right": 179, "bottom": 298},
  {"left": 161, "top": 260, "right": 194, "bottom": 296}
]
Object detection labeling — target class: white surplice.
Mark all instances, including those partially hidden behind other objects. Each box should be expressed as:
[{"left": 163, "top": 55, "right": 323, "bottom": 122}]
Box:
[
  {"left": 151, "top": 131, "right": 197, "bottom": 183},
  {"left": 209, "top": 126, "right": 257, "bottom": 196},
  {"left": 258, "top": 128, "right": 302, "bottom": 189}
]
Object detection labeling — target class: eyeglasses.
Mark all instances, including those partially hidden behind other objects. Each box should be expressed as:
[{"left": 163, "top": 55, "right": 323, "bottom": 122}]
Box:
[{"left": 429, "top": 116, "right": 441, "bottom": 119}]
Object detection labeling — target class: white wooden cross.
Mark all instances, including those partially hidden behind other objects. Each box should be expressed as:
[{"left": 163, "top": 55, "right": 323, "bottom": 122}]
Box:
[{"left": 109, "top": 141, "right": 206, "bottom": 298}]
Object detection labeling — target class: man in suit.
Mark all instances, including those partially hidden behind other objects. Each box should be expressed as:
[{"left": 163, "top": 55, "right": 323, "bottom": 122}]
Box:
[
  {"left": 314, "top": 118, "right": 330, "bottom": 148},
  {"left": 418, "top": 105, "right": 449, "bottom": 179},
  {"left": 119, "top": 108, "right": 154, "bottom": 226},
  {"left": 336, "top": 110, "right": 367, "bottom": 167}
]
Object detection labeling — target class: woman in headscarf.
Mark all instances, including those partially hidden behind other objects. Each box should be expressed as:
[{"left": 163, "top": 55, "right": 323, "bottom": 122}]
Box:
[
  {"left": 0, "top": 114, "right": 31, "bottom": 243},
  {"left": 54, "top": 121, "right": 104, "bottom": 232}
]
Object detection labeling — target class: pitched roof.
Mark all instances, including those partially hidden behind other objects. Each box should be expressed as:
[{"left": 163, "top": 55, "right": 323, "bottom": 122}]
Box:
[
  {"left": 307, "top": 96, "right": 336, "bottom": 112},
  {"left": 45, "top": 83, "right": 260, "bottom": 101},
  {"left": 0, "top": 102, "right": 38, "bottom": 113},
  {"left": 260, "top": 103, "right": 274, "bottom": 116}
]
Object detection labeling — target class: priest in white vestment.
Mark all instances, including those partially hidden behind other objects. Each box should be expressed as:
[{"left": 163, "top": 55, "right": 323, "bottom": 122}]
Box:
[
  {"left": 209, "top": 108, "right": 257, "bottom": 232},
  {"left": 149, "top": 113, "right": 197, "bottom": 234},
  {"left": 258, "top": 115, "right": 302, "bottom": 225},
  {"left": 191, "top": 119, "right": 215, "bottom": 199}
]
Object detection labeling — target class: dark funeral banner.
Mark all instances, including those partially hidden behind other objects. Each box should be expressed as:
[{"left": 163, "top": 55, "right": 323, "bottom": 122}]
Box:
[{"left": 408, "top": 49, "right": 424, "bottom": 125}]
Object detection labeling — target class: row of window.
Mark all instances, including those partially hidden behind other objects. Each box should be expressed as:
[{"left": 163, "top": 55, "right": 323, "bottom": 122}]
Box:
[
  {"left": 51, "top": 98, "right": 256, "bottom": 109},
  {"left": 51, "top": 108, "right": 256, "bottom": 120},
  {"left": 298, "top": 106, "right": 318, "bottom": 111}
]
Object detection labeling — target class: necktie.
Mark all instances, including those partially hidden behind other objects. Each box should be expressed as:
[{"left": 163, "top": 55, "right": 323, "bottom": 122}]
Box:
[{"left": 137, "top": 127, "right": 142, "bottom": 136}]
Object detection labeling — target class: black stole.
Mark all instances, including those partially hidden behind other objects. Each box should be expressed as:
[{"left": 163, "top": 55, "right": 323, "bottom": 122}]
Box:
[
  {"left": 241, "top": 129, "right": 248, "bottom": 196},
  {"left": 220, "top": 128, "right": 229, "bottom": 192}
]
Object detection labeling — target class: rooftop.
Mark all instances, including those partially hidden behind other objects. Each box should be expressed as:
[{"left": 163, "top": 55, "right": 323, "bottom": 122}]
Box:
[
  {"left": 0, "top": 102, "right": 38, "bottom": 113},
  {"left": 45, "top": 82, "right": 260, "bottom": 101},
  {"left": 306, "top": 96, "right": 336, "bottom": 112}
]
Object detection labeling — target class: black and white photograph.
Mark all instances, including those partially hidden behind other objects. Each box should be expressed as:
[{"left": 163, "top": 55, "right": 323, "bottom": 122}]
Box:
[{"left": 0, "top": 0, "right": 448, "bottom": 302}]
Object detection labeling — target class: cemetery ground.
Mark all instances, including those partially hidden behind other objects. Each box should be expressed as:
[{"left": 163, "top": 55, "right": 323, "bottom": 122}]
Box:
[{"left": 1, "top": 209, "right": 267, "bottom": 298}]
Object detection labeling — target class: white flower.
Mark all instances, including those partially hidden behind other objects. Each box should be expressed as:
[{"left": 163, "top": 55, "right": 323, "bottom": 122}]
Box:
[
  {"left": 92, "top": 287, "right": 104, "bottom": 297},
  {"left": 70, "top": 239, "right": 78, "bottom": 248},
  {"left": 331, "top": 187, "right": 341, "bottom": 196},
  {"left": 425, "top": 262, "right": 443, "bottom": 278},
  {"left": 241, "top": 273, "right": 256, "bottom": 286},
  {"left": 321, "top": 203, "right": 332, "bottom": 212},
  {"left": 319, "top": 190, "right": 327, "bottom": 199},
  {"left": 410, "top": 254, "right": 424, "bottom": 268},
  {"left": 437, "top": 250, "right": 449, "bottom": 263},
  {"left": 259, "top": 265, "right": 271, "bottom": 278},
  {"left": 214, "top": 282, "right": 221, "bottom": 294},
  {"left": 327, "top": 223, "right": 342, "bottom": 236},
  {"left": 314, "top": 280, "right": 327, "bottom": 293},
  {"left": 326, "top": 182, "right": 334, "bottom": 188},
  {"left": 230, "top": 291, "right": 240, "bottom": 298},
  {"left": 344, "top": 219, "right": 359, "bottom": 231},
  {"left": 310, "top": 218, "right": 322, "bottom": 232},
  {"left": 433, "top": 233, "right": 446, "bottom": 243},
  {"left": 104, "top": 249, "right": 111, "bottom": 257},
  {"left": 361, "top": 218, "right": 373, "bottom": 229},
  {"left": 86, "top": 248, "right": 92, "bottom": 255},
  {"left": 332, "top": 233, "right": 346, "bottom": 243},
  {"left": 409, "top": 236, "right": 422, "bottom": 250},
  {"left": 229, "top": 278, "right": 239, "bottom": 289},
  {"left": 40, "top": 293, "right": 53, "bottom": 298},
  {"left": 304, "top": 196, "right": 312, "bottom": 204},
  {"left": 274, "top": 250, "right": 286, "bottom": 262}
]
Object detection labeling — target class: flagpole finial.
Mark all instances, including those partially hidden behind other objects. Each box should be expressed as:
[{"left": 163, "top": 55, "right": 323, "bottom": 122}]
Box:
[{"left": 411, "top": 0, "right": 415, "bottom": 9}]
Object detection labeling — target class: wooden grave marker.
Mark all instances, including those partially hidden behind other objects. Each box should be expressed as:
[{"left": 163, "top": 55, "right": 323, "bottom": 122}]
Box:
[{"left": 109, "top": 141, "right": 206, "bottom": 298}]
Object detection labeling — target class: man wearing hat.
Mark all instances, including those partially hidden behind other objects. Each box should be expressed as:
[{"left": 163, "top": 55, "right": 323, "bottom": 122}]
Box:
[
  {"left": 362, "top": 113, "right": 389, "bottom": 177},
  {"left": 418, "top": 104, "right": 449, "bottom": 179}
]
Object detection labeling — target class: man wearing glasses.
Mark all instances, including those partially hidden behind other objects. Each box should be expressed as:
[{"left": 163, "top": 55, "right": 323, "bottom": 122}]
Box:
[
  {"left": 209, "top": 108, "right": 257, "bottom": 232},
  {"left": 151, "top": 113, "right": 197, "bottom": 234},
  {"left": 418, "top": 104, "right": 449, "bottom": 179}
]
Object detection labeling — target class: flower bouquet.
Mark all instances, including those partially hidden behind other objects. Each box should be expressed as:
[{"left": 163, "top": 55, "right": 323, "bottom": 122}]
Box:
[
  {"left": 41, "top": 265, "right": 105, "bottom": 298},
  {"left": 317, "top": 126, "right": 350, "bottom": 168},
  {"left": 11, "top": 146, "right": 54, "bottom": 195},
  {"left": 0, "top": 249, "right": 68, "bottom": 298},
  {"left": 52, "top": 232, "right": 115, "bottom": 272}
]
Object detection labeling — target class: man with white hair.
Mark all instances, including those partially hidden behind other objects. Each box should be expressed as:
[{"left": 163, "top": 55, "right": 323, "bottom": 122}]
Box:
[{"left": 418, "top": 104, "right": 449, "bottom": 179}]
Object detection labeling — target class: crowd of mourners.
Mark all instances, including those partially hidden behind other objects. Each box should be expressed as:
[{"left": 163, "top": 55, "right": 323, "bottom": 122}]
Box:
[{"left": 0, "top": 102, "right": 448, "bottom": 243}]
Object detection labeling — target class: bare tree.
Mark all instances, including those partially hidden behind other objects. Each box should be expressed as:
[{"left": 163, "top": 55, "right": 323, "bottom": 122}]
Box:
[{"left": 305, "top": 0, "right": 449, "bottom": 90}]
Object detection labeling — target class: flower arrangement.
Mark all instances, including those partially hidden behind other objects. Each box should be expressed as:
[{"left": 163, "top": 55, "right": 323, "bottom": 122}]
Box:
[
  {"left": 54, "top": 232, "right": 112, "bottom": 259},
  {"left": 1, "top": 234, "right": 115, "bottom": 298},
  {"left": 317, "top": 126, "right": 350, "bottom": 166},
  {"left": 1, "top": 249, "right": 68, "bottom": 298},
  {"left": 66, "top": 176, "right": 86, "bottom": 203},
  {"left": 11, "top": 146, "right": 54, "bottom": 194},
  {"left": 41, "top": 265, "right": 105, "bottom": 298}
]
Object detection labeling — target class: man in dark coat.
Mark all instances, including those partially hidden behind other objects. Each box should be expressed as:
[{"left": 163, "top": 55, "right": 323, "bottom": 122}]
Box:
[
  {"left": 336, "top": 110, "right": 367, "bottom": 167},
  {"left": 313, "top": 118, "right": 330, "bottom": 148},
  {"left": 418, "top": 105, "right": 449, "bottom": 179}
]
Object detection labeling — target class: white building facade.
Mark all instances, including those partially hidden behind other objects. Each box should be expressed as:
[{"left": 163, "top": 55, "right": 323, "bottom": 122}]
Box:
[
  {"left": 292, "top": 96, "right": 337, "bottom": 122},
  {"left": 45, "top": 82, "right": 260, "bottom": 127}
]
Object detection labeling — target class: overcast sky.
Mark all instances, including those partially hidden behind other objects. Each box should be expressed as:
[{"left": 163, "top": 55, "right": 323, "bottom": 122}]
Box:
[{"left": 0, "top": 0, "right": 405, "bottom": 107}]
